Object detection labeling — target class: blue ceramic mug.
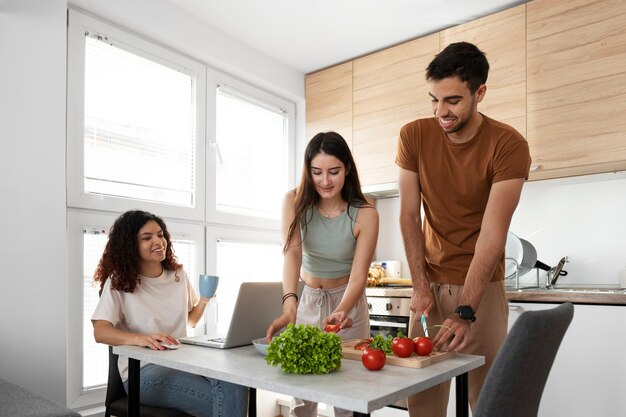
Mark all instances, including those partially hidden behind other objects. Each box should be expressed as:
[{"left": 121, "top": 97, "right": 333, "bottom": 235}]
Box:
[{"left": 199, "top": 274, "right": 219, "bottom": 298}]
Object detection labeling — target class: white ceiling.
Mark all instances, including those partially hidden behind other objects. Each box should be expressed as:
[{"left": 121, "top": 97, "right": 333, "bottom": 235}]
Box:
[{"left": 161, "top": 0, "right": 526, "bottom": 74}]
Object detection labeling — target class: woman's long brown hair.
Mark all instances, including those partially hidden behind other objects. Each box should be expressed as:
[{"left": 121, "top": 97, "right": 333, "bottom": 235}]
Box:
[
  {"left": 284, "top": 131, "right": 371, "bottom": 253},
  {"left": 93, "top": 210, "right": 183, "bottom": 295}
]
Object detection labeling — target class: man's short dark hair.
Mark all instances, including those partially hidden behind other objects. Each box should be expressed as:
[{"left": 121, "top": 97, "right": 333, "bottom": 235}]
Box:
[{"left": 426, "top": 42, "right": 489, "bottom": 94}]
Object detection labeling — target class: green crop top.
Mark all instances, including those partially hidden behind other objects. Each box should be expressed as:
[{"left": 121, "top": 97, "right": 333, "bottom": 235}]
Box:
[{"left": 300, "top": 204, "right": 359, "bottom": 278}]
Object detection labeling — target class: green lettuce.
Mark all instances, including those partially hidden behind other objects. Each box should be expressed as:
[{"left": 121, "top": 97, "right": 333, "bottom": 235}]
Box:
[{"left": 265, "top": 323, "right": 342, "bottom": 374}]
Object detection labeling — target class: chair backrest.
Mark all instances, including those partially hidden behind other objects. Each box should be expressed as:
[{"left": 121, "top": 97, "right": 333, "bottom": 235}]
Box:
[
  {"left": 106, "top": 346, "right": 191, "bottom": 417},
  {"left": 474, "top": 302, "right": 574, "bottom": 417}
]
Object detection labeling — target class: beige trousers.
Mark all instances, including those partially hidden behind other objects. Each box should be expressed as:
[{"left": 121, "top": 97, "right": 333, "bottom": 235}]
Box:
[
  {"left": 290, "top": 283, "right": 370, "bottom": 417},
  {"left": 406, "top": 280, "right": 509, "bottom": 417}
]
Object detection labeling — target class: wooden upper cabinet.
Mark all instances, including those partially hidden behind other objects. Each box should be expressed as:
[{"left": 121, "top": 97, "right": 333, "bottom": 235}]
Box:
[
  {"left": 352, "top": 34, "right": 439, "bottom": 186},
  {"left": 305, "top": 62, "right": 353, "bottom": 145},
  {"left": 527, "top": 0, "right": 626, "bottom": 180},
  {"left": 440, "top": 4, "right": 527, "bottom": 139}
]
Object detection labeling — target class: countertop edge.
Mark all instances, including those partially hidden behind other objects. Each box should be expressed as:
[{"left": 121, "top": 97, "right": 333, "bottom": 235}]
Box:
[{"left": 506, "top": 290, "right": 626, "bottom": 305}]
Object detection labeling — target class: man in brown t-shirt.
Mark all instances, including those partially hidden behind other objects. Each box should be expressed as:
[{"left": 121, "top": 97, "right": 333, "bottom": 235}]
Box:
[{"left": 396, "top": 42, "right": 531, "bottom": 417}]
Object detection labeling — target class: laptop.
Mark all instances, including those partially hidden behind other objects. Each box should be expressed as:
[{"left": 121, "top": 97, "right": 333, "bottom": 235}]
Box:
[{"left": 180, "top": 281, "right": 302, "bottom": 349}]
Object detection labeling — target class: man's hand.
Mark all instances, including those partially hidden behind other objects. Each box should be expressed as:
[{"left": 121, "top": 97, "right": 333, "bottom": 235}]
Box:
[
  {"left": 409, "top": 284, "right": 435, "bottom": 322},
  {"left": 432, "top": 314, "right": 472, "bottom": 352}
]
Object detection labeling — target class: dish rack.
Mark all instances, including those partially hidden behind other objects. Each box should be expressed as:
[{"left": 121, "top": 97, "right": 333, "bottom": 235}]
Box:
[{"left": 505, "top": 257, "right": 541, "bottom": 290}]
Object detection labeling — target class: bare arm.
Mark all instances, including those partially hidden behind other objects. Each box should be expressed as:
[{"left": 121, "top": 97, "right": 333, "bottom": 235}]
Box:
[
  {"left": 266, "top": 191, "right": 302, "bottom": 339},
  {"left": 398, "top": 167, "right": 435, "bottom": 319},
  {"left": 187, "top": 297, "right": 211, "bottom": 328},
  {"left": 92, "top": 319, "right": 178, "bottom": 351},
  {"left": 435, "top": 177, "right": 526, "bottom": 351},
  {"left": 324, "top": 205, "right": 379, "bottom": 327}
]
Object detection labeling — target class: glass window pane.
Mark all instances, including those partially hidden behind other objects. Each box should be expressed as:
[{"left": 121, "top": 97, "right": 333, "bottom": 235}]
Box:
[
  {"left": 82, "top": 228, "right": 196, "bottom": 390},
  {"left": 84, "top": 35, "right": 196, "bottom": 206},
  {"left": 215, "top": 88, "right": 288, "bottom": 219},
  {"left": 215, "top": 240, "right": 283, "bottom": 335},
  {"left": 82, "top": 228, "right": 109, "bottom": 389}
]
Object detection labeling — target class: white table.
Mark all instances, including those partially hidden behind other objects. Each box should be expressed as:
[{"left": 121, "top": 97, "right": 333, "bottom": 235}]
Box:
[{"left": 114, "top": 344, "right": 484, "bottom": 417}]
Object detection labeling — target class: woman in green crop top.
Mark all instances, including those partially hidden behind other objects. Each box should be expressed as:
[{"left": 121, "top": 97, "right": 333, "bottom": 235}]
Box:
[{"left": 266, "top": 131, "right": 379, "bottom": 417}]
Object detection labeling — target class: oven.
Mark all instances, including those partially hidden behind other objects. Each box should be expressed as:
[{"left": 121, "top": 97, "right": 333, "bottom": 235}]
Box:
[
  {"left": 367, "top": 297, "right": 411, "bottom": 338},
  {"left": 365, "top": 287, "right": 412, "bottom": 412},
  {"left": 366, "top": 287, "right": 412, "bottom": 338}
]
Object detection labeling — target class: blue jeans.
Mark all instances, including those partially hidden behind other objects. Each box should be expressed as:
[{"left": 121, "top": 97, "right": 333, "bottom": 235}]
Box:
[{"left": 123, "top": 363, "right": 248, "bottom": 417}]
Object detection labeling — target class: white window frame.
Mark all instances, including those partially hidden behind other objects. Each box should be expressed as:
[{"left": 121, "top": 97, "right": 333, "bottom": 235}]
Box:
[
  {"left": 205, "top": 68, "right": 296, "bottom": 230},
  {"left": 66, "top": 8, "right": 298, "bottom": 410},
  {"left": 67, "top": 9, "right": 207, "bottom": 221},
  {"left": 67, "top": 209, "right": 205, "bottom": 408}
]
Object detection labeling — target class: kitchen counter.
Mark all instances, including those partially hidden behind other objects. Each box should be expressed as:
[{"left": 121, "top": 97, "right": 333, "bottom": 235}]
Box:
[
  {"left": 367, "top": 286, "right": 626, "bottom": 306},
  {"left": 506, "top": 287, "right": 626, "bottom": 305}
]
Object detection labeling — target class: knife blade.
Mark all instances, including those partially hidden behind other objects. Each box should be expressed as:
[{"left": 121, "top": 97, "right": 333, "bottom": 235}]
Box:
[{"left": 420, "top": 313, "right": 429, "bottom": 338}]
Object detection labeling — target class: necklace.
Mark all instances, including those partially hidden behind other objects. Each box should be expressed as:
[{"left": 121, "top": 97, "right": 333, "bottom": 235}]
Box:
[{"left": 317, "top": 203, "right": 346, "bottom": 219}]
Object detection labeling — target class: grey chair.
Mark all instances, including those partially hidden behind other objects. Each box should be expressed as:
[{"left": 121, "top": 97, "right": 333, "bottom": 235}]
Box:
[
  {"left": 106, "top": 346, "right": 192, "bottom": 417},
  {"left": 474, "top": 302, "right": 574, "bottom": 417}
]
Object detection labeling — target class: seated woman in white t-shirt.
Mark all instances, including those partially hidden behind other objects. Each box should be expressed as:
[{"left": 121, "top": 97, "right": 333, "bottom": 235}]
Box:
[{"left": 92, "top": 210, "right": 248, "bottom": 417}]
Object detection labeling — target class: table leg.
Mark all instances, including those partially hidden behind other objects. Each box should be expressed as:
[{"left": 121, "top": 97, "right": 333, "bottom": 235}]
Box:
[
  {"left": 128, "top": 358, "right": 140, "bottom": 417},
  {"left": 455, "top": 372, "right": 469, "bottom": 417},
  {"left": 248, "top": 387, "right": 256, "bottom": 417},
  {"left": 353, "top": 413, "right": 370, "bottom": 417}
]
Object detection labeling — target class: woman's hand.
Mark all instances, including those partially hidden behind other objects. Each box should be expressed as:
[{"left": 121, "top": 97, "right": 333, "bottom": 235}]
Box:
[
  {"left": 136, "top": 332, "right": 179, "bottom": 351},
  {"left": 323, "top": 311, "right": 353, "bottom": 330},
  {"left": 266, "top": 312, "right": 296, "bottom": 341},
  {"left": 94, "top": 319, "right": 178, "bottom": 349}
]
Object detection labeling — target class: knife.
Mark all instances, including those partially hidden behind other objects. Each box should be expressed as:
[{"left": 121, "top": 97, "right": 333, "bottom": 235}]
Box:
[{"left": 420, "top": 313, "right": 429, "bottom": 338}]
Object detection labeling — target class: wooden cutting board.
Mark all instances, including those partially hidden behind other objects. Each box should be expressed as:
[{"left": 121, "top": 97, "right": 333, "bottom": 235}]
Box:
[{"left": 341, "top": 340, "right": 455, "bottom": 369}]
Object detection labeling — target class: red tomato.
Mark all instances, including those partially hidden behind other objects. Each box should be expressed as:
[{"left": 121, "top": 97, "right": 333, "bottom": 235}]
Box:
[
  {"left": 361, "top": 348, "right": 386, "bottom": 371},
  {"left": 354, "top": 339, "right": 372, "bottom": 351},
  {"left": 391, "top": 337, "right": 414, "bottom": 358},
  {"left": 413, "top": 336, "right": 433, "bottom": 356},
  {"left": 324, "top": 324, "right": 340, "bottom": 333}
]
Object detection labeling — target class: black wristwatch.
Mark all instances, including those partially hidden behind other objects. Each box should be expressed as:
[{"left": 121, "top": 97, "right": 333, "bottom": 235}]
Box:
[{"left": 455, "top": 305, "right": 476, "bottom": 322}]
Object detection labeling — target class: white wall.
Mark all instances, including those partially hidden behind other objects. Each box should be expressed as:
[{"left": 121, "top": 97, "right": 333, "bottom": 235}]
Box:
[
  {"left": 0, "top": 0, "right": 68, "bottom": 404},
  {"left": 0, "top": 0, "right": 305, "bottom": 409},
  {"left": 376, "top": 171, "right": 626, "bottom": 287}
]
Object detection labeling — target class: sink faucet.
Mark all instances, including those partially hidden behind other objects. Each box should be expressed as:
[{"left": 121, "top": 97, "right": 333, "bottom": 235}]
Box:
[{"left": 546, "top": 257, "right": 568, "bottom": 288}]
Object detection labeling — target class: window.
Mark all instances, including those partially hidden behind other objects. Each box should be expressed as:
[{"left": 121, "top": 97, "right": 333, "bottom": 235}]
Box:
[
  {"left": 66, "top": 9, "right": 295, "bottom": 409},
  {"left": 214, "top": 239, "right": 283, "bottom": 335},
  {"left": 83, "top": 36, "right": 197, "bottom": 206},
  {"left": 214, "top": 85, "right": 290, "bottom": 220},
  {"left": 67, "top": 10, "right": 207, "bottom": 221}
]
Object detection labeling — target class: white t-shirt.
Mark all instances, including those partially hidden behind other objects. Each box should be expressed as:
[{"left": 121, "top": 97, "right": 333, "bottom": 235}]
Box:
[{"left": 92, "top": 268, "right": 199, "bottom": 380}]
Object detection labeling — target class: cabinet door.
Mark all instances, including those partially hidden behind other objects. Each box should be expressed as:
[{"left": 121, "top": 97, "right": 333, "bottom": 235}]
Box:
[
  {"left": 352, "top": 34, "right": 439, "bottom": 187},
  {"left": 440, "top": 4, "right": 526, "bottom": 139},
  {"left": 305, "top": 62, "right": 353, "bottom": 145},
  {"left": 509, "top": 302, "right": 626, "bottom": 417},
  {"left": 527, "top": 0, "right": 626, "bottom": 180}
]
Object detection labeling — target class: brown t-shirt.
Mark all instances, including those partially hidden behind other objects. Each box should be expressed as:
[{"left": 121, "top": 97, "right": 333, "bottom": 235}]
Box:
[{"left": 396, "top": 115, "right": 531, "bottom": 285}]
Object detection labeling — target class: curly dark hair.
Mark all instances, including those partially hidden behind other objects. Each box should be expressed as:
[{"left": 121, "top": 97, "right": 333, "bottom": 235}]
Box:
[
  {"left": 426, "top": 41, "right": 489, "bottom": 94},
  {"left": 93, "top": 210, "right": 182, "bottom": 295},
  {"left": 284, "top": 131, "right": 372, "bottom": 253}
]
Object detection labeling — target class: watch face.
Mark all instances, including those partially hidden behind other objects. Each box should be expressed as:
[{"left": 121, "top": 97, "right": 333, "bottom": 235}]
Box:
[{"left": 457, "top": 306, "right": 475, "bottom": 321}]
